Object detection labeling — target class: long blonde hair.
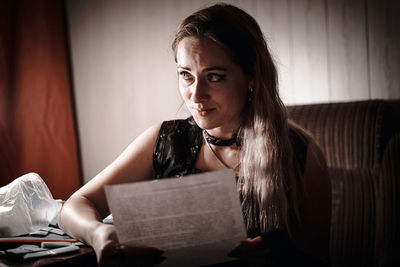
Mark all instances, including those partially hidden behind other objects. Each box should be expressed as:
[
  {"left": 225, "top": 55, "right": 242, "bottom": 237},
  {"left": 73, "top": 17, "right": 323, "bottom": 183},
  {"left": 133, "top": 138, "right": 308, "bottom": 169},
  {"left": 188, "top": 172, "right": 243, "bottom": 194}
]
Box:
[{"left": 172, "top": 3, "right": 303, "bottom": 236}]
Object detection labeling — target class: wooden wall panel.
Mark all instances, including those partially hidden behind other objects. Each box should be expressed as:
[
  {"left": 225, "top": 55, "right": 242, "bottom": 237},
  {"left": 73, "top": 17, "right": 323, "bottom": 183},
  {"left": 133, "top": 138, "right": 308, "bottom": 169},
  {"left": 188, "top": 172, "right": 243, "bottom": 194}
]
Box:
[
  {"left": 326, "top": 0, "right": 370, "bottom": 101},
  {"left": 368, "top": 0, "right": 400, "bottom": 99},
  {"left": 67, "top": 0, "right": 183, "bottom": 181},
  {"left": 288, "top": 0, "right": 330, "bottom": 104},
  {"left": 254, "top": 0, "right": 293, "bottom": 104}
]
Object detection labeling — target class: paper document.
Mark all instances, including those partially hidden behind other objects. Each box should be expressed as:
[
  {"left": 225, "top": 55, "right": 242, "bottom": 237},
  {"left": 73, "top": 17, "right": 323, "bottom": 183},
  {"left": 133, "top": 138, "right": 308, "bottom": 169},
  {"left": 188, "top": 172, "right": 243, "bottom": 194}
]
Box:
[{"left": 105, "top": 169, "right": 247, "bottom": 266}]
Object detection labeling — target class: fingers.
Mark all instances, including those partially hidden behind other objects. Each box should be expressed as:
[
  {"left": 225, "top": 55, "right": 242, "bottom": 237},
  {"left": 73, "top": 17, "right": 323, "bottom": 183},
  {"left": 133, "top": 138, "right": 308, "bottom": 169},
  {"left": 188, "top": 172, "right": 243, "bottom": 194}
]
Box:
[
  {"left": 92, "top": 224, "right": 166, "bottom": 266},
  {"left": 248, "top": 236, "right": 263, "bottom": 244},
  {"left": 97, "top": 240, "right": 121, "bottom": 267},
  {"left": 121, "top": 245, "right": 166, "bottom": 266},
  {"left": 99, "top": 243, "right": 166, "bottom": 267},
  {"left": 228, "top": 237, "right": 264, "bottom": 257},
  {"left": 228, "top": 240, "right": 270, "bottom": 267}
]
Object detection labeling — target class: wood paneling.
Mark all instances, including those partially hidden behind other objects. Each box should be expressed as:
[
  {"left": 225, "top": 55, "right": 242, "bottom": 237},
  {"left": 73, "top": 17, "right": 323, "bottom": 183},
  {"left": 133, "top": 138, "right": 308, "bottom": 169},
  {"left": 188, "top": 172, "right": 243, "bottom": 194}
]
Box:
[
  {"left": 288, "top": 0, "right": 330, "bottom": 104},
  {"left": 368, "top": 0, "right": 400, "bottom": 99},
  {"left": 254, "top": 0, "right": 293, "bottom": 104},
  {"left": 326, "top": 0, "right": 370, "bottom": 101}
]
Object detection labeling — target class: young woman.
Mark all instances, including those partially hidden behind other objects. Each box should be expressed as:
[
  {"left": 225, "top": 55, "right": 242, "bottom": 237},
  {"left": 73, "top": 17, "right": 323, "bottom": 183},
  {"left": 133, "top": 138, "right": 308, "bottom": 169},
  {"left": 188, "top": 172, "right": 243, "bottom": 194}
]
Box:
[{"left": 59, "top": 3, "right": 331, "bottom": 266}]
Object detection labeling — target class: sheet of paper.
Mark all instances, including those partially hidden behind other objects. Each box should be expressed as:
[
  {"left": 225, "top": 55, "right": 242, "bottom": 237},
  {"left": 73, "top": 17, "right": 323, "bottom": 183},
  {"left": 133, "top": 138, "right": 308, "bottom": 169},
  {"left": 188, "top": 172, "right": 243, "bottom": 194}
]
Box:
[{"left": 105, "top": 169, "right": 247, "bottom": 266}]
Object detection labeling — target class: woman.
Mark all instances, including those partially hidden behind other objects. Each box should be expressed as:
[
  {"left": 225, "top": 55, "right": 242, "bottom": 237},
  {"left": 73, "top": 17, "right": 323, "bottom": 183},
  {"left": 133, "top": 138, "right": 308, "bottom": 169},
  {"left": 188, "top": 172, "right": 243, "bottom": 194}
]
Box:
[{"left": 59, "top": 3, "right": 331, "bottom": 266}]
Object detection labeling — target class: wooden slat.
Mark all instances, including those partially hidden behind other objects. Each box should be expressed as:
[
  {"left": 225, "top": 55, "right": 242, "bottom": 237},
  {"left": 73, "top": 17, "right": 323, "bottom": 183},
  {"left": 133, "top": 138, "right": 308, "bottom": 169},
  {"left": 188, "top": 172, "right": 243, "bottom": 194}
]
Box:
[
  {"left": 326, "top": 0, "right": 370, "bottom": 101},
  {"left": 254, "top": 0, "right": 293, "bottom": 104},
  {"left": 368, "top": 0, "right": 400, "bottom": 99},
  {"left": 288, "top": 0, "right": 330, "bottom": 104}
]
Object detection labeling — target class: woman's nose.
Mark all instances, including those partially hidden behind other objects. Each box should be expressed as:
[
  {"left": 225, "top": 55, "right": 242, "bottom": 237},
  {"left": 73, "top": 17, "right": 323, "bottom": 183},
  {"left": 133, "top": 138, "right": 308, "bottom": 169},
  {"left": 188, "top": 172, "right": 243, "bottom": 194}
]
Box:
[{"left": 191, "top": 78, "right": 209, "bottom": 102}]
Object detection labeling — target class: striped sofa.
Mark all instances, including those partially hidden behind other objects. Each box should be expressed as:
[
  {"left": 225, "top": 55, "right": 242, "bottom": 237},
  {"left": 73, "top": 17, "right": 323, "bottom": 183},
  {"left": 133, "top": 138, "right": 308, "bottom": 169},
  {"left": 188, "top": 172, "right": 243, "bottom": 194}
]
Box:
[{"left": 287, "top": 100, "right": 400, "bottom": 267}]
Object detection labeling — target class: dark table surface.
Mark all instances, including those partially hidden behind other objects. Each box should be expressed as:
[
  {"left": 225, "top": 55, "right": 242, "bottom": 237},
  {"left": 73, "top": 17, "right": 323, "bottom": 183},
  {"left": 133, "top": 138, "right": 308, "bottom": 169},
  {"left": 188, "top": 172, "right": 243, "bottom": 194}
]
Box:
[
  {"left": 0, "top": 243, "right": 246, "bottom": 267},
  {"left": 0, "top": 243, "right": 97, "bottom": 267}
]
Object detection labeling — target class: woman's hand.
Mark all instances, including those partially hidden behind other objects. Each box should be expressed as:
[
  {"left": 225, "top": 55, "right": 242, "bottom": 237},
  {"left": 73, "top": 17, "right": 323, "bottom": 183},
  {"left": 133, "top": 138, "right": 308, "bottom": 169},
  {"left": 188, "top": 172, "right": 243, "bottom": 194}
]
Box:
[
  {"left": 91, "top": 223, "right": 165, "bottom": 267},
  {"left": 228, "top": 236, "right": 271, "bottom": 266}
]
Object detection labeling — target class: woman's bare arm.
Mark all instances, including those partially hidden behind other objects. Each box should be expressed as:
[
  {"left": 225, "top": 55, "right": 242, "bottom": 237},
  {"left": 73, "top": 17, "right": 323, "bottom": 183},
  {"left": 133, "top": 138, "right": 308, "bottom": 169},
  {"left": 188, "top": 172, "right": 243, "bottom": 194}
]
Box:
[{"left": 58, "top": 123, "right": 162, "bottom": 264}]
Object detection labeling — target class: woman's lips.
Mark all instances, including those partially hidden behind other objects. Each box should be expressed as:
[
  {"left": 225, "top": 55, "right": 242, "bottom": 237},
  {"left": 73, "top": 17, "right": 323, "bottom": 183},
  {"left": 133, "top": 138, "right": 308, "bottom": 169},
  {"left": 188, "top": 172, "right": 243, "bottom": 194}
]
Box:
[{"left": 193, "top": 107, "right": 215, "bottom": 116}]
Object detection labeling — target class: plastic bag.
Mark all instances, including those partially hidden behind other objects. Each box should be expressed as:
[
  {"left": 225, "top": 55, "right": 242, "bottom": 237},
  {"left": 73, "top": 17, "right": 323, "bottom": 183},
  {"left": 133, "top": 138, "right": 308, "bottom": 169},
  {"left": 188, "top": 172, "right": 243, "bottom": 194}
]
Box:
[{"left": 0, "top": 173, "right": 62, "bottom": 237}]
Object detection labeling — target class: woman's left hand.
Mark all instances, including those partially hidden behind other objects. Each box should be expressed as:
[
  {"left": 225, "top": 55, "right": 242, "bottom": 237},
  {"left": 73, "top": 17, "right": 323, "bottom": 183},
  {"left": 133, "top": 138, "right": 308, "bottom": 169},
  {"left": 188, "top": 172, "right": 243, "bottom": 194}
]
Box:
[{"left": 228, "top": 236, "right": 270, "bottom": 266}]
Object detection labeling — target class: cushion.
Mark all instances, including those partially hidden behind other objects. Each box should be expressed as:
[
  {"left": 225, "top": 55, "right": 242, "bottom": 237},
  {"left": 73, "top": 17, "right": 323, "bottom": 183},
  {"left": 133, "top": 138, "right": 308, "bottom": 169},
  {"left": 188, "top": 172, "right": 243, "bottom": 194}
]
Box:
[
  {"left": 288, "top": 100, "right": 400, "bottom": 169},
  {"left": 329, "top": 168, "right": 376, "bottom": 267},
  {"left": 374, "top": 134, "right": 400, "bottom": 265}
]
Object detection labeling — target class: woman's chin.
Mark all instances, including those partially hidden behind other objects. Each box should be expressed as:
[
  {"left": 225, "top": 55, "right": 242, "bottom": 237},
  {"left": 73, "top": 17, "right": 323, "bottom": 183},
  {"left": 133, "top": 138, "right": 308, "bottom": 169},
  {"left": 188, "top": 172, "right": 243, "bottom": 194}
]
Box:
[
  {"left": 191, "top": 115, "right": 217, "bottom": 130},
  {"left": 192, "top": 115, "right": 240, "bottom": 132}
]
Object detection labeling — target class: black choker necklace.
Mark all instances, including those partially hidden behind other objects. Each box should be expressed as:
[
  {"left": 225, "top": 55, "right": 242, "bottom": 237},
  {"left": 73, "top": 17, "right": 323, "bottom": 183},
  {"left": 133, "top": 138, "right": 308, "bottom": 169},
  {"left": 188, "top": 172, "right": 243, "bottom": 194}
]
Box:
[{"left": 203, "top": 130, "right": 241, "bottom": 147}]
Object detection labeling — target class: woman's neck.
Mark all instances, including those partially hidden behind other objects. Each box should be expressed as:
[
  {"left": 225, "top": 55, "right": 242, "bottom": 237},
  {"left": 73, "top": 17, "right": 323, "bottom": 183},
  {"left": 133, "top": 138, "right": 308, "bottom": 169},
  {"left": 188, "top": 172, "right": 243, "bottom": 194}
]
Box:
[
  {"left": 205, "top": 130, "right": 238, "bottom": 146},
  {"left": 206, "top": 125, "right": 239, "bottom": 140}
]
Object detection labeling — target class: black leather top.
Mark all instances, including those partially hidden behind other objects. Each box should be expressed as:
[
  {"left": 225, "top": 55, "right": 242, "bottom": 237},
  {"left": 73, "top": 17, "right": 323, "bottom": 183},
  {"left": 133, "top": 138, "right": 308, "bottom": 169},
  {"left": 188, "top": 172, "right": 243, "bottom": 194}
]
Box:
[
  {"left": 153, "top": 117, "right": 308, "bottom": 180},
  {"left": 153, "top": 118, "right": 204, "bottom": 178},
  {"left": 151, "top": 119, "right": 327, "bottom": 264}
]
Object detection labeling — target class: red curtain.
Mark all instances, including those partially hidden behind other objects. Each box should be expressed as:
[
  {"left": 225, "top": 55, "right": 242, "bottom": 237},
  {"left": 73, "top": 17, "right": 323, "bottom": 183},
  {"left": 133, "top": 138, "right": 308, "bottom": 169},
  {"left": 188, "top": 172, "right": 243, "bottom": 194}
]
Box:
[{"left": 0, "top": 0, "right": 81, "bottom": 199}]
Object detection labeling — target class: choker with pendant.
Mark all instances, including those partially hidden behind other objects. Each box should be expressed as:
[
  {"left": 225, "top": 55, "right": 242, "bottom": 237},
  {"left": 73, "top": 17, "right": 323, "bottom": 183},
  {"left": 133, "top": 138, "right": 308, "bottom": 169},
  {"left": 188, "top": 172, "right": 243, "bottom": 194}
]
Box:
[{"left": 202, "top": 130, "right": 241, "bottom": 147}]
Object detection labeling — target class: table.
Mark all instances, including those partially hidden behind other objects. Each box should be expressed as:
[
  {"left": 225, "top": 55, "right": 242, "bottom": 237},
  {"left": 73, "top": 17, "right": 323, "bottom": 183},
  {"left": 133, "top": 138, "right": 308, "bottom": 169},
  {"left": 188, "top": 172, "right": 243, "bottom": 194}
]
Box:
[
  {"left": 0, "top": 244, "right": 244, "bottom": 267},
  {"left": 0, "top": 244, "right": 97, "bottom": 267}
]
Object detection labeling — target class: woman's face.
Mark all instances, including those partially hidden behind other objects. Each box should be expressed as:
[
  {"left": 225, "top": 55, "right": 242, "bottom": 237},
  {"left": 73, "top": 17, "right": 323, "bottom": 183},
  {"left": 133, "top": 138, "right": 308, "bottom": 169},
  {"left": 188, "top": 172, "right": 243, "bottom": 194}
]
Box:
[{"left": 176, "top": 37, "right": 250, "bottom": 136}]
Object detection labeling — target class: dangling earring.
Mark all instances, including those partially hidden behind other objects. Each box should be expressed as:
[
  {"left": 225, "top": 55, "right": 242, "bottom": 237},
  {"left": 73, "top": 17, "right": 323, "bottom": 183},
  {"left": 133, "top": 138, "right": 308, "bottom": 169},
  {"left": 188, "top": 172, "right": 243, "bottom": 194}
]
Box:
[{"left": 247, "top": 87, "right": 253, "bottom": 103}]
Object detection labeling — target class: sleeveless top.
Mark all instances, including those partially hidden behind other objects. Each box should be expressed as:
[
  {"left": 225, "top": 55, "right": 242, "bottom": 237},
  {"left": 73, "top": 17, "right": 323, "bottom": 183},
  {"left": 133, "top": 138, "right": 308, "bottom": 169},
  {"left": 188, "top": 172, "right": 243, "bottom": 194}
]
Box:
[
  {"left": 153, "top": 118, "right": 308, "bottom": 179},
  {"left": 151, "top": 119, "right": 327, "bottom": 265},
  {"left": 152, "top": 118, "right": 308, "bottom": 236}
]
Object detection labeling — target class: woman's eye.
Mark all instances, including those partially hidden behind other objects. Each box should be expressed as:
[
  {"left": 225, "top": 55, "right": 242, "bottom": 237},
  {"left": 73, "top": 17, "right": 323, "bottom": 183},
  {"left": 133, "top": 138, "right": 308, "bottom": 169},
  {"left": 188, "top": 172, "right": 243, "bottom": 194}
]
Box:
[
  {"left": 208, "top": 73, "right": 225, "bottom": 82},
  {"left": 179, "top": 71, "right": 192, "bottom": 80}
]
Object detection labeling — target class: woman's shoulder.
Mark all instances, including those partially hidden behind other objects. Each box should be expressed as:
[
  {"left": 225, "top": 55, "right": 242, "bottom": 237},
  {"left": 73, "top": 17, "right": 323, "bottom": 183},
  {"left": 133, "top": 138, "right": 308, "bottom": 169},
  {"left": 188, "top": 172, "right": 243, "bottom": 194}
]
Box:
[
  {"left": 159, "top": 117, "right": 200, "bottom": 134},
  {"left": 288, "top": 121, "right": 327, "bottom": 172},
  {"left": 288, "top": 122, "right": 311, "bottom": 174},
  {"left": 157, "top": 117, "right": 203, "bottom": 146},
  {"left": 153, "top": 117, "right": 203, "bottom": 178},
  {"left": 156, "top": 117, "right": 202, "bottom": 150},
  {"left": 288, "top": 122, "right": 311, "bottom": 148}
]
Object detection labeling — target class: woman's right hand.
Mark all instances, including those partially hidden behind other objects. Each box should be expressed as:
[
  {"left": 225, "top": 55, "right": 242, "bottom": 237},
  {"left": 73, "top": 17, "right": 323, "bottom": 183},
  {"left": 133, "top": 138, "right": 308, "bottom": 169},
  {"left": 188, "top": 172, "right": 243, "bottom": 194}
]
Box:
[
  {"left": 228, "top": 236, "right": 271, "bottom": 267},
  {"left": 91, "top": 223, "right": 165, "bottom": 267}
]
